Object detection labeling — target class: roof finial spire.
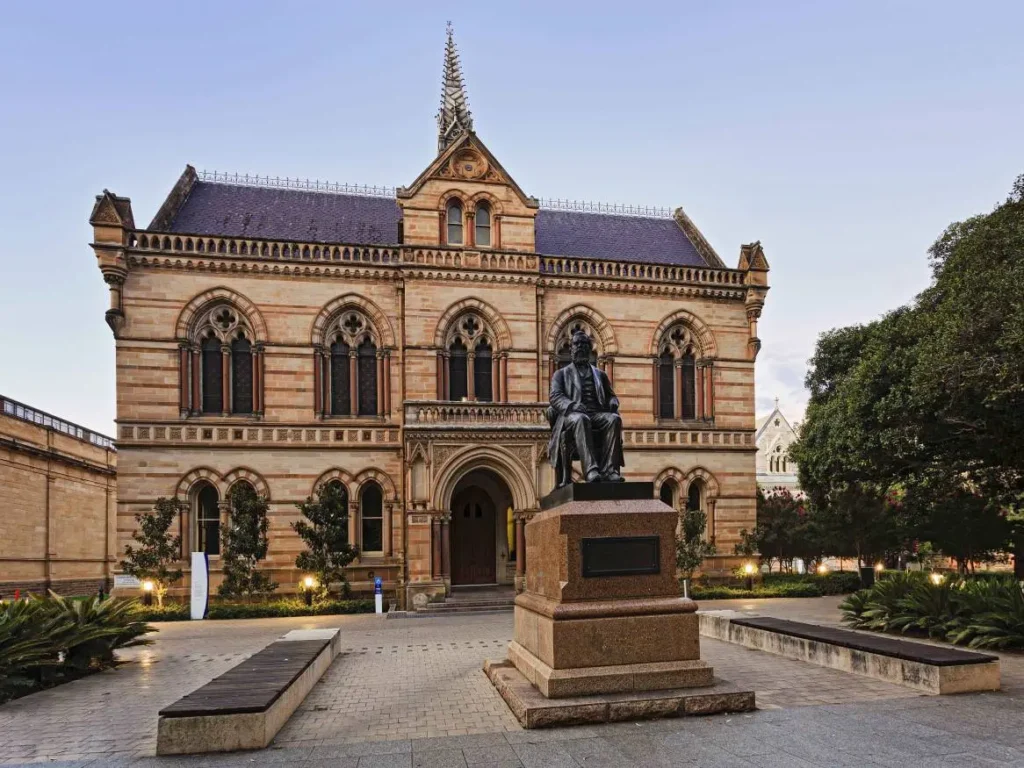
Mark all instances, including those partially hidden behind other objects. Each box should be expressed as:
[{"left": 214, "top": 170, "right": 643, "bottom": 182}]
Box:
[
  {"left": 774, "top": 396, "right": 780, "bottom": 409},
  {"left": 436, "top": 22, "right": 473, "bottom": 154}
]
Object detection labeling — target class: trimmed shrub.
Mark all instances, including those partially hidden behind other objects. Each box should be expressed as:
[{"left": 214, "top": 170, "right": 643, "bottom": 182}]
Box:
[
  {"left": 131, "top": 598, "right": 375, "bottom": 622},
  {"left": 692, "top": 582, "right": 823, "bottom": 600}
]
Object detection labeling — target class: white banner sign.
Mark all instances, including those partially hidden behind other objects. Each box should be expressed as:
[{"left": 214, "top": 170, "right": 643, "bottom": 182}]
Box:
[
  {"left": 191, "top": 552, "right": 209, "bottom": 620},
  {"left": 114, "top": 574, "right": 141, "bottom": 590}
]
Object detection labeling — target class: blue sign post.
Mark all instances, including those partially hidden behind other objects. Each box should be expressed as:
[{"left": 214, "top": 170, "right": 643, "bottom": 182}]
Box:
[{"left": 374, "top": 576, "right": 383, "bottom": 614}]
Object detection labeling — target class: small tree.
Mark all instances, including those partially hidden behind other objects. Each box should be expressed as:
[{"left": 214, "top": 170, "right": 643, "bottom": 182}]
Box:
[
  {"left": 120, "top": 498, "right": 184, "bottom": 608},
  {"left": 293, "top": 483, "right": 358, "bottom": 598},
  {"left": 676, "top": 507, "right": 716, "bottom": 585},
  {"left": 218, "top": 484, "right": 277, "bottom": 601}
]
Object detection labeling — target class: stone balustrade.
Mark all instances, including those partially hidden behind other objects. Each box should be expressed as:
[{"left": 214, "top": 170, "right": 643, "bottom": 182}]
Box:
[{"left": 405, "top": 400, "right": 549, "bottom": 427}]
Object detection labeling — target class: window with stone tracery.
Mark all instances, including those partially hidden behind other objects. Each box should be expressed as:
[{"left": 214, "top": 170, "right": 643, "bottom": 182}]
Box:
[
  {"left": 656, "top": 324, "right": 707, "bottom": 422},
  {"left": 444, "top": 312, "right": 494, "bottom": 402},
  {"left": 324, "top": 310, "right": 379, "bottom": 417},
  {"left": 192, "top": 304, "right": 255, "bottom": 416},
  {"left": 553, "top": 319, "right": 599, "bottom": 370}
]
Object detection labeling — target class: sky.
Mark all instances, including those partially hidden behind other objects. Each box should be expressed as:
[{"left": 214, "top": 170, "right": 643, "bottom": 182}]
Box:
[{"left": 1, "top": 1, "right": 1022, "bottom": 436}]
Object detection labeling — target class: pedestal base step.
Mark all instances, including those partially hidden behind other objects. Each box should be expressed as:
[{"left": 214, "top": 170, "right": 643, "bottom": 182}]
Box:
[
  {"left": 484, "top": 660, "right": 755, "bottom": 729},
  {"left": 508, "top": 640, "right": 712, "bottom": 698}
]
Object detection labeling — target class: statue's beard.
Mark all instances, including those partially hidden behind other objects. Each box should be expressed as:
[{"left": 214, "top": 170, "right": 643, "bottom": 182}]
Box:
[{"left": 572, "top": 349, "right": 590, "bottom": 365}]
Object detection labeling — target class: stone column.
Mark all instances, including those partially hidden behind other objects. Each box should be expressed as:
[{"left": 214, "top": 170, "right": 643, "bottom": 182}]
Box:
[
  {"left": 466, "top": 211, "right": 475, "bottom": 247},
  {"left": 515, "top": 514, "right": 525, "bottom": 577},
  {"left": 652, "top": 358, "right": 660, "bottom": 419},
  {"left": 313, "top": 347, "right": 322, "bottom": 416},
  {"left": 436, "top": 351, "right": 444, "bottom": 399},
  {"left": 605, "top": 357, "right": 614, "bottom": 386},
  {"left": 349, "top": 351, "right": 359, "bottom": 416},
  {"left": 383, "top": 352, "right": 391, "bottom": 416},
  {"left": 674, "top": 359, "right": 683, "bottom": 420},
  {"left": 442, "top": 352, "right": 450, "bottom": 400},
  {"left": 696, "top": 364, "right": 704, "bottom": 420},
  {"left": 178, "top": 344, "right": 190, "bottom": 417},
  {"left": 431, "top": 515, "right": 442, "bottom": 579},
  {"left": 499, "top": 354, "right": 508, "bottom": 402},
  {"left": 704, "top": 362, "right": 714, "bottom": 420},
  {"left": 467, "top": 352, "right": 476, "bottom": 401},
  {"left": 191, "top": 348, "right": 201, "bottom": 415},
  {"left": 376, "top": 351, "right": 385, "bottom": 417},
  {"left": 441, "top": 513, "right": 451, "bottom": 580},
  {"left": 383, "top": 503, "right": 393, "bottom": 557},
  {"left": 707, "top": 499, "right": 717, "bottom": 543},
  {"left": 492, "top": 355, "right": 501, "bottom": 402},
  {"left": 348, "top": 501, "right": 359, "bottom": 553},
  {"left": 251, "top": 345, "right": 260, "bottom": 415},
  {"left": 221, "top": 344, "right": 231, "bottom": 416},
  {"left": 494, "top": 215, "right": 502, "bottom": 249}
]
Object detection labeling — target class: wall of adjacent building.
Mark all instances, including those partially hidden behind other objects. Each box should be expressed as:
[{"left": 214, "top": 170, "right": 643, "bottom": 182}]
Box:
[{"left": 0, "top": 405, "right": 117, "bottom": 596}]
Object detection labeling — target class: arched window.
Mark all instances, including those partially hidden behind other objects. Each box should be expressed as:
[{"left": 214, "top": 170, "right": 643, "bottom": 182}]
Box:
[
  {"left": 443, "top": 311, "right": 497, "bottom": 402},
  {"left": 474, "top": 339, "right": 493, "bottom": 402},
  {"left": 554, "top": 319, "right": 599, "bottom": 370},
  {"left": 687, "top": 480, "right": 703, "bottom": 513},
  {"left": 357, "top": 338, "right": 378, "bottom": 416},
  {"left": 658, "top": 350, "right": 675, "bottom": 419},
  {"left": 231, "top": 333, "right": 253, "bottom": 415},
  {"left": 448, "top": 338, "right": 468, "bottom": 401},
  {"left": 656, "top": 323, "right": 702, "bottom": 421},
  {"left": 324, "top": 480, "right": 349, "bottom": 546},
  {"left": 322, "top": 309, "right": 385, "bottom": 418},
  {"left": 330, "top": 338, "right": 351, "bottom": 415},
  {"left": 446, "top": 200, "right": 463, "bottom": 245},
  {"left": 360, "top": 482, "right": 384, "bottom": 553},
  {"left": 192, "top": 303, "right": 258, "bottom": 417},
  {"left": 201, "top": 334, "right": 223, "bottom": 414},
  {"left": 194, "top": 482, "right": 220, "bottom": 556},
  {"left": 475, "top": 203, "right": 491, "bottom": 247},
  {"left": 660, "top": 479, "right": 677, "bottom": 508}
]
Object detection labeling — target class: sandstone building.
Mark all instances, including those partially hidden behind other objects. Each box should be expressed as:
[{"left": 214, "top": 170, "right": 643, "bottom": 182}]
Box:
[
  {"left": 90, "top": 29, "right": 770, "bottom": 605},
  {"left": 755, "top": 401, "right": 800, "bottom": 495},
  {"left": 0, "top": 395, "right": 117, "bottom": 596}
]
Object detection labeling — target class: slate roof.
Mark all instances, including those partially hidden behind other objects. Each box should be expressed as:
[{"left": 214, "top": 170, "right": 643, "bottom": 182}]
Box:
[
  {"left": 167, "top": 182, "right": 402, "bottom": 246},
  {"left": 534, "top": 209, "right": 705, "bottom": 267},
  {"left": 163, "top": 181, "right": 710, "bottom": 267}
]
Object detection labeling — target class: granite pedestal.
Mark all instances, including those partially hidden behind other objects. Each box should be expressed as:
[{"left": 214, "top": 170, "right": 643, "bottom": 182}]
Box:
[{"left": 485, "top": 483, "right": 754, "bottom": 727}]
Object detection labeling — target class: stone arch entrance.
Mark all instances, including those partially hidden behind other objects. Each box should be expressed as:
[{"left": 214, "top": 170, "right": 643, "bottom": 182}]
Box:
[{"left": 449, "top": 468, "right": 514, "bottom": 586}]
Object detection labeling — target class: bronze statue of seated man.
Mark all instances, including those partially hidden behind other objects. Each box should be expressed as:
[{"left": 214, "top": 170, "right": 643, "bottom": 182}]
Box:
[{"left": 547, "top": 331, "right": 625, "bottom": 486}]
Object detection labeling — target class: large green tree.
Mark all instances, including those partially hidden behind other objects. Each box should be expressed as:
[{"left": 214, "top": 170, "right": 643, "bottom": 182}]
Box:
[
  {"left": 293, "top": 482, "right": 358, "bottom": 598},
  {"left": 218, "top": 484, "right": 277, "bottom": 600}
]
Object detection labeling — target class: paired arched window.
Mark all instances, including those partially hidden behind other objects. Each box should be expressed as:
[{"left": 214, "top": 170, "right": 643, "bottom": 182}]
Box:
[
  {"left": 189, "top": 304, "right": 258, "bottom": 416},
  {"left": 655, "top": 324, "right": 708, "bottom": 422},
  {"left": 475, "top": 202, "right": 491, "bottom": 247},
  {"left": 441, "top": 312, "right": 497, "bottom": 402},
  {"left": 316, "top": 309, "right": 387, "bottom": 418},
  {"left": 360, "top": 482, "right": 384, "bottom": 553},
  {"left": 443, "top": 198, "right": 497, "bottom": 248},
  {"left": 446, "top": 199, "right": 464, "bottom": 245},
  {"left": 193, "top": 482, "right": 221, "bottom": 556}
]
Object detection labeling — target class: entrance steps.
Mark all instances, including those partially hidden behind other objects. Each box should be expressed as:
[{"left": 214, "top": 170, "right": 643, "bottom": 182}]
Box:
[{"left": 417, "top": 586, "right": 516, "bottom": 615}]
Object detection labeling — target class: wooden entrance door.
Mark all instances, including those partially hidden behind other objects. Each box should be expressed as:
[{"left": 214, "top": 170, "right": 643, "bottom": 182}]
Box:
[{"left": 451, "top": 488, "right": 496, "bottom": 585}]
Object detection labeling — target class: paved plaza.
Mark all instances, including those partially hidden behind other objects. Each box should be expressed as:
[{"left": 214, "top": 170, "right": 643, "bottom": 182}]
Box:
[{"left": 0, "top": 598, "right": 1022, "bottom": 766}]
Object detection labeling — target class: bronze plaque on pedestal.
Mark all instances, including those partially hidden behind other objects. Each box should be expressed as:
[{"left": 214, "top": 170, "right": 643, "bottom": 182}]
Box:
[{"left": 581, "top": 535, "right": 660, "bottom": 578}]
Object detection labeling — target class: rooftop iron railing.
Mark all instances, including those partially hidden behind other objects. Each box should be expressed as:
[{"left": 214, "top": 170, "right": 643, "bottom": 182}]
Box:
[{"left": 1, "top": 395, "right": 115, "bottom": 450}]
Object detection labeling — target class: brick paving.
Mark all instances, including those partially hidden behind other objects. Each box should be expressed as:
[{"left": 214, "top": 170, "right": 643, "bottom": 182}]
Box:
[{"left": 0, "top": 598, "right": 1022, "bottom": 766}]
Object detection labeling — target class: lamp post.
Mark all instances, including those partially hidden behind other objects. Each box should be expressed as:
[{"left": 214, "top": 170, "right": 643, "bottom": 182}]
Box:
[
  {"left": 142, "top": 580, "right": 154, "bottom": 607},
  {"left": 743, "top": 562, "right": 755, "bottom": 592},
  {"left": 302, "top": 575, "right": 317, "bottom": 607}
]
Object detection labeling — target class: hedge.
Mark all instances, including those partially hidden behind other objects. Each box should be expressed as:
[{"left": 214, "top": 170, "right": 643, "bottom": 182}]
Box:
[
  {"left": 132, "top": 598, "right": 375, "bottom": 622},
  {"left": 692, "top": 582, "right": 824, "bottom": 600},
  {"left": 763, "top": 571, "right": 863, "bottom": 595}
]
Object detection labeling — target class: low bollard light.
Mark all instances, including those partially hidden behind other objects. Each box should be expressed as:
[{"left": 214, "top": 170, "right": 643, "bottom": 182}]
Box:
[
  {"left": 302, "top": 575, "right": 317, "bottom": 606},
  {"left": 142, "top": 579, "right": 154, "bottom": 607}
]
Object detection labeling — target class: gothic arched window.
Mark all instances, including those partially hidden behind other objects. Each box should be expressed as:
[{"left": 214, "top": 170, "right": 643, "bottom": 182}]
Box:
[
  {"left": 192, "top": 303, "right": 258, "bottom": 417},
  {"left": 201, "top": 334, "right": 223, "bottom": 414},
  {"left": 446, "top": 199, "right": 463, "bottom": 245},
  {"left": 553, "top": 319, "right": 599, "bottom": 370},
  {"left": 656, "top": 324, "right": 704, "bottom": 422},
  {"left": 687, "top": 480, "right": 703, "bottom": 512},
  {"left": 443, "top": 311, "right": 497, "bottom": 402},
  {"left": 660, "top": 479, "right": 678, "bottom": 508},
  {"left": 475, "top": 202, "right": 491, "bottom": 247},
  {"left": 360, "top": 482, "right": 384, "bottom": 553},
  {"left": 194, "top": 482, "right": 220, "bottom": 556},
  {"left": 321, "top": 309, "right": 385, "bottom": 418}
]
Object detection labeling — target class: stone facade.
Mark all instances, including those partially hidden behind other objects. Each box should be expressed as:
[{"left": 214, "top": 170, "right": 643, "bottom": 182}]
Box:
[
  {"left": 755, "top": 402, "right": 800, "bottom": 494},
  {"left": 89, "top": 31, "right": 770, "bottom": 606},
  {"left": 0, "top": 396, "right": 117, "bottom": 596}
]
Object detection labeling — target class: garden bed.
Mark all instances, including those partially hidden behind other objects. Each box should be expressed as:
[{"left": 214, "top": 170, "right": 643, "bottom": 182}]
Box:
[
  {"left": 132, "top": 598, "right": 375, "bottom": 622},
  {"left": 689, "top": 571, "right": 862, "bottom": 600}
]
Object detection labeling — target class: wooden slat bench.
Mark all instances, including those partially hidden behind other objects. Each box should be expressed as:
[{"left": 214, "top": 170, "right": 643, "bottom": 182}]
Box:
[
  {"left": 699, "top": 612, "right": 1000, "bottom": 695},
  {"left": 157, "top": 628, "right": 341, "bottom": 754}
]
